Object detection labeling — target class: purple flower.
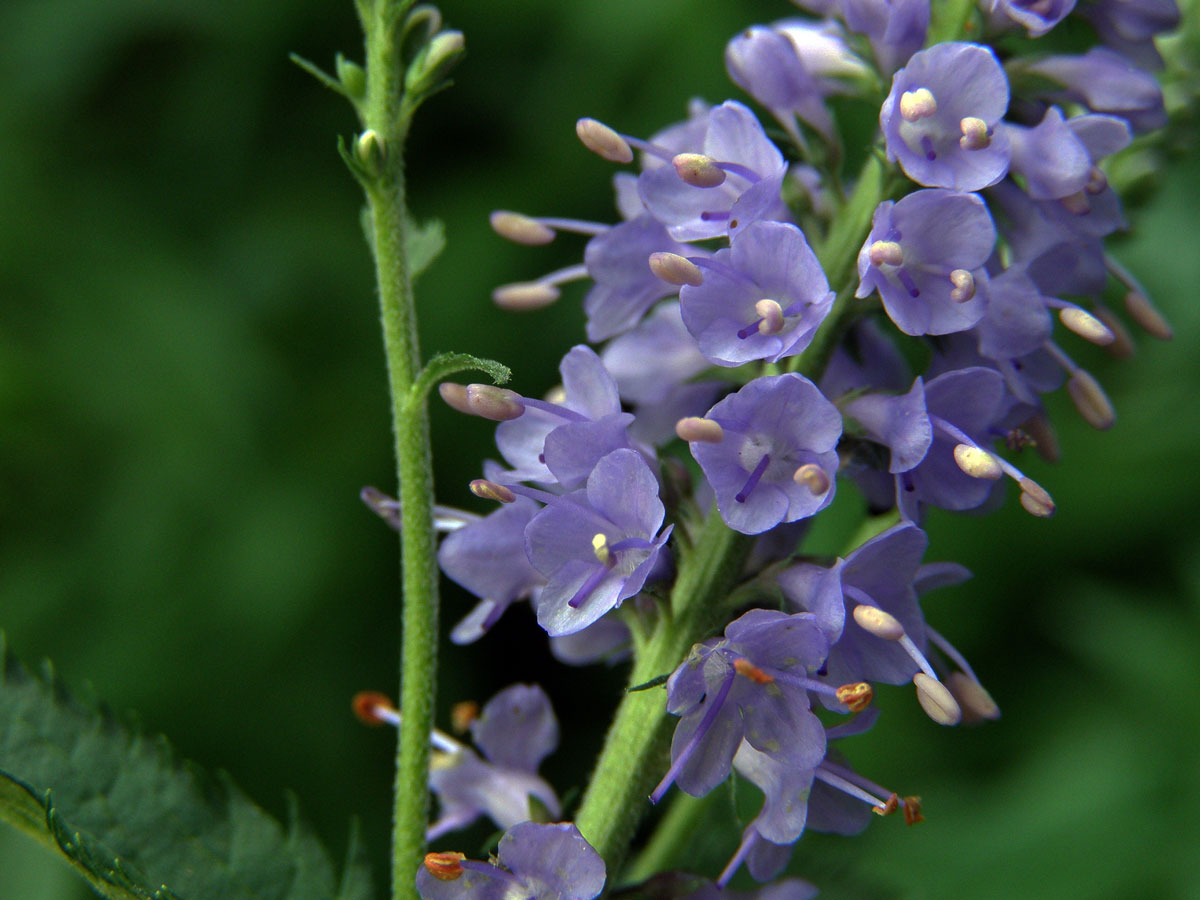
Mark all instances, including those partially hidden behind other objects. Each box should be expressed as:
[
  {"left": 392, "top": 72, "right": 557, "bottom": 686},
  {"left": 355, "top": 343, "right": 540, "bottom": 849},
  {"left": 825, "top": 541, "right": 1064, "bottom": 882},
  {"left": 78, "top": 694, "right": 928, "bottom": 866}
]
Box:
[
  {"left": 725, "top": 24, "right": 835, "bottom": 140},
  {"left": 1003, "top": 107, "right": 1092, "bottom": 200},
  {"left": 438, "top": 496, "right": 546, "bottom": 643},
  {"left": 679, "top": 221, "right": 835, "bottom": 367},
  {"left": 637, "top": 101, "right": 788, "bottom": 242},
  {"left": 417, "top": 822, "right": 605, "bottom": 900},
  {"left": 493, "top": 345, "right": 635, "bottom": 489},
  {"left": 842, "top": 0, "right": 930, "bottom": 75},
  {"left": 881, "top": 42, "right": 1011, "bottom": 191},
  {"left": 1022, "top": 47, "right": 1166, "bottom": 133},
  {"left": 653, "top": 609, "right": 830, "bottom": 800},
  {"left": 428, "top": 685, "right": 561, "bottom": 839},
  {"left": 989, "top": 0, "right": 1076, "bottom": 36},
  {"left": 689, "top": 374, "right": 842, "bottom": 535},
  {"left": 855, "top": 189, "right": 995, "bottom": 336},
  {"left": 524, "top": 449, "right": 672, "bottom": 635},
  {"left": 844, "top": 377, "right": 933, "bottom": 473}
]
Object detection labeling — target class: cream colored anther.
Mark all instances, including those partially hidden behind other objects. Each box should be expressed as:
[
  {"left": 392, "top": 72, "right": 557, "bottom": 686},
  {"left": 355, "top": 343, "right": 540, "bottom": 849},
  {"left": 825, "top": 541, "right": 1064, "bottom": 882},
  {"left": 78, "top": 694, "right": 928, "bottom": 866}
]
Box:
[{"left": 899, "top": 88, "right": 938, "bottom": 122}]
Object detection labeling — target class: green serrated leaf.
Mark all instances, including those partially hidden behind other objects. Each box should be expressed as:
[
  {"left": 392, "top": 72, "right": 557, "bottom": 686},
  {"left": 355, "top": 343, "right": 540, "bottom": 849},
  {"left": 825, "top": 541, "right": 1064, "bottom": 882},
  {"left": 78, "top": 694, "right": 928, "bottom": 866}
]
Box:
[
  {"left": 0, "top": 633, "right": 373, "bottom": 900},
  {"left": 409, "top": 351, "right": 512, "bottom": 408},
  {"left": 404, "top": 215, "right": 445, "bottom": 280}
]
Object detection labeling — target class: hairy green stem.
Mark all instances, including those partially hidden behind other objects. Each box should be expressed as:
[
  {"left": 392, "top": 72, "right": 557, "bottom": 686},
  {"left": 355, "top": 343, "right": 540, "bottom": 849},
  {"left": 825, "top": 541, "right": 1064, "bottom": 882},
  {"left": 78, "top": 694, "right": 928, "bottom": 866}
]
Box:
[{"left": 359, "top": 4, "right": 436, "bottom": 900}]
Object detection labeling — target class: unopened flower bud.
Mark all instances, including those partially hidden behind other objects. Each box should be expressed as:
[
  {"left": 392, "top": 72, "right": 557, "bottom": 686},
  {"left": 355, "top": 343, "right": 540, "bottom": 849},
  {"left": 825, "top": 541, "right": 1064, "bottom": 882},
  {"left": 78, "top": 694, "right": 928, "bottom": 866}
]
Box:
[
  {"left": 1018, "top": 477, "right": 1055, "bottom": 518},
  {"left": 352, "top": 690, "right": 398, "bottom": 726},
  {"left": 335, "top": 54, "right": 366, "bottom": 99},
  {"left": 1124, "top": 291, "right": 1173, "bottom": 340},
  {"left": 868, "top": 240, "right": 904, "bottom": 267},
  {"left": 423, "top": 852, "right": 466, "bottom": 881},
  {"left": 676, "top": 416, "right": 724, "bottom": 443},
  {"left": 793, "top": 463, "right": 830, "bottom": 495},
  {"left": 1067, "top": 369, "right": 1115, "bottom": 430},
  {"left": 852, "top": 604, "right": 905, "bottom": 640},
  {"left": 959, "top": 116, "right": 991, "bottom": 150},
  {"left": 945, "top": 672, "right": 1001, "bottom": 724},
  {"left": 355, "top": 130, "right": 386, "bottom": 177},
  {"left": 949, "top": 269, "right": 975, "bottom": 302},
  {"left": 672, "top": 153, "right": 726, "bottom": 188},
  {"left": 492, "top": 281, "right": 560, "bottom": 311},
  {"left": 902, "top": 796, "right": 924, "bottom": 826},
  {"left": 576, "top": 118, "right": 634, "bottom": 163},
  {"left": 450, "top": 700, "right": 479, "bottom": 734},
  {"left": 649, "top": 252, "right": 703, "bottom": 287},
  {"left": 469, "top": 479, "right": 516, "bottom": 504},
  {"left": 953, "top": 443, "right": 1003, "bottom": 480},
  {"left": 836, "top": 681, "right": 874, "bottom": 712},
  {"left": 899, "top": 88, "right": 937, "bottom": 121},
  {"left": 1059, "top": 307, "right": 1115, "bottom": 346},
  {"left": 490, "top": 211, "right": 555, "bottom": 245},
  {"left": 405, "top": 30, "right": 465, "bottom": 96},
  {"left": 913, "top": 673, "right": 962, "bottom": 726}
]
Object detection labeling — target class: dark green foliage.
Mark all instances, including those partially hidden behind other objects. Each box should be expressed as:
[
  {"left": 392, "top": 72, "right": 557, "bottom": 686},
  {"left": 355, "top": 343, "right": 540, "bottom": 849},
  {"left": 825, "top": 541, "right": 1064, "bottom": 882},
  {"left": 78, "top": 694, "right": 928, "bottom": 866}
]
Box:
[{"left": 0, "top": 634, "right": 373, "bottom": 900}]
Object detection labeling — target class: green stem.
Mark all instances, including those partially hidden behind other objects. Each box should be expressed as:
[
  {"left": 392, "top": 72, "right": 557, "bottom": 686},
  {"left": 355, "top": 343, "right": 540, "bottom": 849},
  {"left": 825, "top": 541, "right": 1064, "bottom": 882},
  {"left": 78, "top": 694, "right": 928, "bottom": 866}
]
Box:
[
  {"left": 359, "top": 5, "right": 436, "bottom": 900},
  {"left": 574, "top": 514, "right": 753, "bottom": 876}
]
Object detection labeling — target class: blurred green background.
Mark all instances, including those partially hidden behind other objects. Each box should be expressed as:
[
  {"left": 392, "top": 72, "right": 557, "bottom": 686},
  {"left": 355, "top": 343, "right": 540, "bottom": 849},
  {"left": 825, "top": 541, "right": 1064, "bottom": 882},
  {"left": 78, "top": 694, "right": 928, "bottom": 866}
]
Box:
[{"left": 1, "top": 1, "right": 1197, "bottom": 898}]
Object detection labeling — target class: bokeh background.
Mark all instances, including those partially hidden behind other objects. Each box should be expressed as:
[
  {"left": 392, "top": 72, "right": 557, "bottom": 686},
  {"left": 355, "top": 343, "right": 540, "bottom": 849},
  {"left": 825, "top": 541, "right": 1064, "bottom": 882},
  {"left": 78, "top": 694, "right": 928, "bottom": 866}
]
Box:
[{"left": 2, "top": 1, "right": 1198, "bottom": 898}]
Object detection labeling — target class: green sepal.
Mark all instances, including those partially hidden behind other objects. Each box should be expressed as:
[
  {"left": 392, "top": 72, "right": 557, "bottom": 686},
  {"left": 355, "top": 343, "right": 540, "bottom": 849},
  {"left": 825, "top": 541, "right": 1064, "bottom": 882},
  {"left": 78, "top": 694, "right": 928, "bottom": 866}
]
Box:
[
  {"left": 409, "top": 351, "right": 512, "bottom": 408},
  {"left": 403, "top": 215, "right": 446, "bottom": 281},
  {"left": 0, "top": 633, "right": 373, "bottom": 900},
  {"left": 289, "top": 53, "right": 350, "bottom": 99}
]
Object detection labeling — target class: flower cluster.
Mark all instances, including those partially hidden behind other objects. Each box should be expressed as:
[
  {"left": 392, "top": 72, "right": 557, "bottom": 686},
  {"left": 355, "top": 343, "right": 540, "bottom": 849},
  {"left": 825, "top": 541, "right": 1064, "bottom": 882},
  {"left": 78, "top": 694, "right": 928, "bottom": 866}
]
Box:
[{"left": 359, "top": 0, "right": 1178, "bottom": 895}]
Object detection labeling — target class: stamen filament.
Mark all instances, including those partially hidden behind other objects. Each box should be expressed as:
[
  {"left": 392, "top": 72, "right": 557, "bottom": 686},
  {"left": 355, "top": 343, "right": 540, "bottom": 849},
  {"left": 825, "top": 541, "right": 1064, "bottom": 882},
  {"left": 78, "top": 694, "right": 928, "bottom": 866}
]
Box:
[{"left": 925, "top": 625, "right": 979, "bottom": 682}]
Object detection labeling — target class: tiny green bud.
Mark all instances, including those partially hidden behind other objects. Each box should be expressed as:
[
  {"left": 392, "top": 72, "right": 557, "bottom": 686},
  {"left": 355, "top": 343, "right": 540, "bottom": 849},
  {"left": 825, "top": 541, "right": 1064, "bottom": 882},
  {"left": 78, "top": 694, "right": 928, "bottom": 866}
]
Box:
[
  {"left": 406, "top": 30, "right": 465, "bottom": 97},
  {"left": 355, "top": 130, "right": 387, "bottom": 177},
  {"left": 335, "top": 53, "right": 366, "bottom": 99},
  {"left": 397, "top": 5, "right": 444, "bottom": 65}
]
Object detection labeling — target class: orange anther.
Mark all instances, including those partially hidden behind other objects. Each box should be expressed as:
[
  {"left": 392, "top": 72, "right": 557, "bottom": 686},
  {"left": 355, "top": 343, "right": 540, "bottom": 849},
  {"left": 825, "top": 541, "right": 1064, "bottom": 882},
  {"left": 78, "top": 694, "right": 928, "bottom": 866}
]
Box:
[
  {"left": 732, "top": 657, "right": 774, "bottom": 684},
  {"left": 424, "top": 852, "right": 466, "bottom": 881},
  {"left": 902, "top": 795, "right": 924, "bottom": 826},
  {"left": 451, "top": 700, "right": 480, "bottom": 734},
  {"left": 836, "top": 681, "right": 874, "bottom": 712},
  {"left": 352, "top": 691, "right": 396, "bottom": 727},
  {"left": 872, "top": 793, "right": 900, "bottom": 816}
]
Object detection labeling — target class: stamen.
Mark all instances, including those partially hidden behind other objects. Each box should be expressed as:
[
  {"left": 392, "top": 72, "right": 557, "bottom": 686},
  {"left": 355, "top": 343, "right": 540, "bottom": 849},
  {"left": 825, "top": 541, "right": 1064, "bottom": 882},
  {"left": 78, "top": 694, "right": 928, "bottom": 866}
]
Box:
[
  {"left": 925, "top": 624, "right": 979, "bottom": 682},
  {"left": 868, "top": 240, "right": 904, "bottom": 267},
  {"left": 1092, "top": 304, "right": 1135, "bottom": 359},
  {"left": 1085, "top": 165, "right": 1108, "bottom": 195},
  {"left": 949, "top": 268, "right": 975, "bottom": 302},
  {"left": 733, "top": 657, "right": 774, "bottom": 684},
  {"left": 836, "top": 681, "right": 874, "bottom": 712},
  {"left": 735, "top": 453, "right": 771, "bottom": 503},
  {"left": 648, "top": 252, "right": 704, "bottom": 287},
  {"left": 650, "top": 670, "right": 737, "bottom": 803},
  {"left": 449, "top": 383, "right": 525, "bottom": 421},
  {"left": 352, "top": 690, "right": 398, "bottom": 727},
  {"left": 945, "top": 672, "right": 1001, "bottom": 723},
  {"left": 489, "top": 210, "right": 556, "bottom": 245},
  {"left": 1123, "top": 290, "right": 1173, "bottom": 340},
  {"left": 896, "top": 268, "right": 921, "bottom": 297},
  {"left": 491, "top": 281, "right": 560, "bottom": 310},
  {"left": 592, "top": 533, "right": 612, "bottom": 566},
  {"left": 575, "top": 117, "right": 634, "bottom": 163},
  {"left": 754, "top": 298, "right": 786, "bottom": 335},
  {"left": 676, "top": 416, "right": 724, "bottom": 443},
  {"left": 672, "top": 153, "right": 726, "bottom": 188},
  {"left": 903, "top": 796, "right": 925, "bottom": 826},
  {"left": 1067, "top": 369, "right": 1115, "bottom": 430},
  {"left": 1022, "top": 413, "right": 1062, "bottom": 464},
  {"left": 913, "top": 673, "right": 963, "bottom": 726},
  {"left": 717, "top": 828, "right": 758, "bottom": 888},
  {"left": 469, "top": 479, "right": 516, "bottom": 504},
  {"left": 899, "top": 87, "right": 938, "bottom": 121},
  {"left": 852, "top": 604, "right": 905, "bottom": 640},
  {"left": 1018, "top": 477, "right": 1056, "bottom": 518},
  {"left": 450, "top": 700, "right": 479, "bottom": 733},
  {"left": 568, "top": 563, "right": 610, "bottom": 609},
  {"left": 813, "top": 764, "right": 895, "bottom": 814},
  {"left": 953, "top": 443, "right": 1003, "bottom": 480},
  {"left": 424, "top": 852, "right": 467, "bottom": 881},
  {"left": 1058, "top": 306, "right": 1115, "bottom": 346},
  {"left": 793, "top": 463, "right": 830, "bottom": 495},
  {"left": 959, "top": 116, "right": 991, "bottom": 151}
]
